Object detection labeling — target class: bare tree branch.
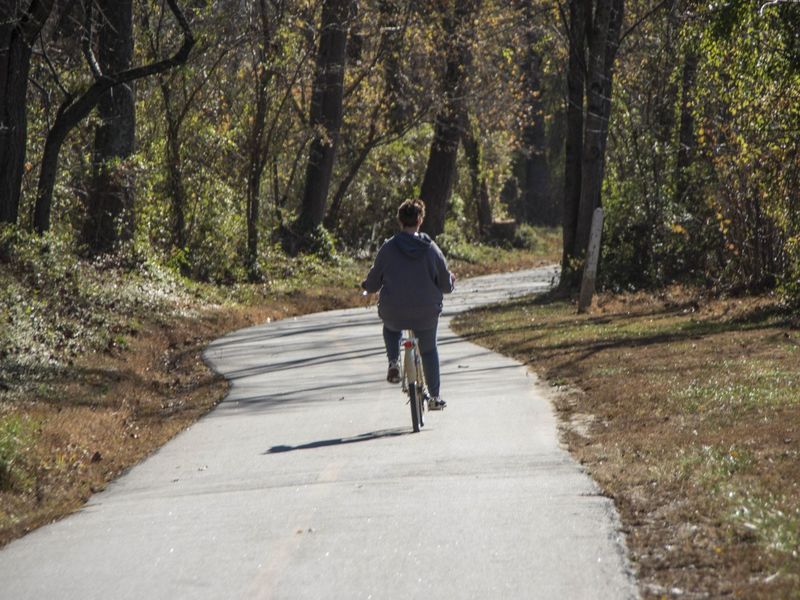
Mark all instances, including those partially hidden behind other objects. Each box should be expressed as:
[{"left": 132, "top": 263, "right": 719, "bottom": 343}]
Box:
[
  {"left": 619, "top": 0, "right": 673, "bottom": 46},
  {"left": 34, "top": 0, "right": 196, "bottom": 233},
  {"left": 759, "top": 0, "right": 800, "bottom": 15},
  {"left": 82, "top": 1, "right": 103, "bottom": 80}
]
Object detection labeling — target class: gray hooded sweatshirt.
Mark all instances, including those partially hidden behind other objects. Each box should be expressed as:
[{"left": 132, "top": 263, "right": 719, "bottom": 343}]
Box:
[{"left": 362, "top": 231, "right": 455, "bottom": 331}]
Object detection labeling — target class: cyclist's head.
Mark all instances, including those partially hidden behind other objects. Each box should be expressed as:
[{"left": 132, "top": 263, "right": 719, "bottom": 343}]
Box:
[{"left": 397, "top": 198, "right": 425, "bottom": 228}]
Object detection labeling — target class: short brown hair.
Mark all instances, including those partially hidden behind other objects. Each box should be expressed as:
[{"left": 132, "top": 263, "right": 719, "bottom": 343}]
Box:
[{"left": 397, "top": 198, "right": 425, "bottom": 227}]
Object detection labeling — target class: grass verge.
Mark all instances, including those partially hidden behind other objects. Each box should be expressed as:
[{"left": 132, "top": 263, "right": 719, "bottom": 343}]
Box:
[
  {"left": 451, "top": 287, "right": 800, "bottom": 599},
  {"left": 0, "top": 228, "right": 560, "bottom": 547}
]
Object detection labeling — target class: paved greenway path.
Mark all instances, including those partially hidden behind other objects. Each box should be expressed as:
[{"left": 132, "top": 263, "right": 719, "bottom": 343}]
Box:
[{"left": 0, "top": 266, "right": 638, "bottom": 600}]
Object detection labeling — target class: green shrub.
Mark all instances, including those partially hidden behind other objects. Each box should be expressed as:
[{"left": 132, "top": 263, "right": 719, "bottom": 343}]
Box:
[
  {"left": 436, "top": 224, "right": 483, "bottom": 264},
  {"left": 780, "top": 236, "right": 800, "bottom": 308},
  {"left": 512, "top": 223, "right": 544, "bottom": 251},
  {"left": 0, "top": 415, "right": 37, "bottom": 491}
]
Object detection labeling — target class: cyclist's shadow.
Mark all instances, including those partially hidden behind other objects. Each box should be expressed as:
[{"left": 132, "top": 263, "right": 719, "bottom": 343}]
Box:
[{"left": 264, "top": 427, "right": 412, "bottom": 454}]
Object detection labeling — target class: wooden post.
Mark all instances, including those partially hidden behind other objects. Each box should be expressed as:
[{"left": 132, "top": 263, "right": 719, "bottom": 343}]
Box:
[{"left": 578, "top": 207, "right": 604, "bottom": 314}]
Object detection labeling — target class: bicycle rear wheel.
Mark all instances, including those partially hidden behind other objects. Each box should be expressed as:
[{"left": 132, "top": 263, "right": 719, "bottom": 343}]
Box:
[{"left": 409, "top": 382, "right": 424, "bottom": 432}]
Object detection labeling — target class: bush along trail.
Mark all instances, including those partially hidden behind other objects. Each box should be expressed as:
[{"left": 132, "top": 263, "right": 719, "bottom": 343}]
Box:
[
  {"left": 0, "top": 226, "right": 559, "bottom": 547},
  {"left": 452, "top": 288, "right": 800, "bottom": 599}
]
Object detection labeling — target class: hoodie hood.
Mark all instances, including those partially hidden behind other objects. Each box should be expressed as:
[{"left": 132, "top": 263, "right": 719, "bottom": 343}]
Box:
[{"left": 394, "top": 231, "right": 433, "bottom": 260}]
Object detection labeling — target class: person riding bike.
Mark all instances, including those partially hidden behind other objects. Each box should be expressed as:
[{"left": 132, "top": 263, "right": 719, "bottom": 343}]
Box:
[{"left": 361, "top": 199, "right": 455, "bottom": 410}]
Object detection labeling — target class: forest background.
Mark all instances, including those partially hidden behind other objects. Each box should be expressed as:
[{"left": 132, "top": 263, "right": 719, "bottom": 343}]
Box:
[
  {"left": 1, "top": 0, "right": 798, "bottom": 296},
  {"left": 1, "top": 0, "right": 799, "bottom": 597}
]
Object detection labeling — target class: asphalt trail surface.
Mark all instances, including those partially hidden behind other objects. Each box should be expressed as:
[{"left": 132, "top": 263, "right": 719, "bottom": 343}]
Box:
[{"left": 0, "top": 267, "right": 638, "bottom": 599}]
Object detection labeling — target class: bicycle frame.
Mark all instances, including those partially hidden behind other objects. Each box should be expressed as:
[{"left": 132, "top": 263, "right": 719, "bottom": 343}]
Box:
[{"left": 399, "top": 332, "right": 421, "bottom": 388}]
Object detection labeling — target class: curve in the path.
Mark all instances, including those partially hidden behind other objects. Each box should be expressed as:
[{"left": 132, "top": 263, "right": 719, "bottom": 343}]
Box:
[{"left": 0, "top": 266, "right": 638, "bottom": 599}]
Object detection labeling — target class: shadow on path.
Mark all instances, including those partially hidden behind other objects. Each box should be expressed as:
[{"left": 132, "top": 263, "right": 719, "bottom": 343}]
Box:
[{"left": 265, "top": 427, "right": 411, "bottom": 454}]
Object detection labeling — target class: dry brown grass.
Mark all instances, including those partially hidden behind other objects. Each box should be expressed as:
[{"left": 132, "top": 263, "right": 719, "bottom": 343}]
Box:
[{"left": 453, "top": 288, "right": 800, "bottom": 599}]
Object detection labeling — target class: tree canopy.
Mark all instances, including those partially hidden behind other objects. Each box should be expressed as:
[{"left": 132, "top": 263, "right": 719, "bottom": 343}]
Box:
[{"left": 0, "top": 0, "right": 797, "bottom": 304}]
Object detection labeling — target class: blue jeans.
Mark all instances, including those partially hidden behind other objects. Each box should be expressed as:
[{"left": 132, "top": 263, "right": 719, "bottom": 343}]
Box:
[{"left": 383, "top": 325, "right": 441, "bottom": 397}]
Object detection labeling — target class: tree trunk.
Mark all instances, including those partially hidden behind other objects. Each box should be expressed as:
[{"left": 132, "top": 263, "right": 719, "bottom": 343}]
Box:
[
  {"left": 245, "top": 3, "right": 273, "bottom": 279},
  {"left": 419, "top": 113, "right": 461, "bottom": 238},
  {"left": 83, "top": 0, "right": 136, "bottom": 254},
  {"left": 379, "top": 0, "right": 409, "bottom": 132},
  {"left": 288, "top": 0, "right": 351, "bottom": 252},
  {"left": 461, "top": 113, "right": 492, "bottom": 238},
  {"left": 559, "top": 0, "right": 587, "bottom": 290},
  {"left": 573, "top": 0, "right": 623, "bottom": 273},
  {"left": 162, "top": 84, "right": 187, "bottom": 250},
  {"left": 0, "top": 1, "right": 55, "bottom": 226},
  {"left": 33, "top": 102, "right": 73, "bottom": 234},
  {"left": 598, "top": 0, "right": 624, "bottom": 182},
  {"left": 574, "top": 0, "right": 614, "bottom": 257},
  {"left": 519, "top": 4, "right": 552, "bottom": 226},
  {"left": 246, "top": 71, "right": 269, "bottom": 277},
  {"left": 419, "top": 0, "right": 480, "bottom": 238}
]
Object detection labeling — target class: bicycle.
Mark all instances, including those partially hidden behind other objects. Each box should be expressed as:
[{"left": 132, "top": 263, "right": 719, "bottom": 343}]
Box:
[
  {"left": 400, "top": 330, "right": 427, "bottom": 432},
  {"left": 360, "top": 292, "right": 429, "bottom": 432}
]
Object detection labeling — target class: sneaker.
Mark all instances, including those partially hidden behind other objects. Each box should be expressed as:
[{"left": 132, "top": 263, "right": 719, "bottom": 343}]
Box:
[
  {"left": 428, "top": 396, "right": 446, "bottom": 411},
  {"left": 387, "top": 360, "right": 400, "bottom": 384}
]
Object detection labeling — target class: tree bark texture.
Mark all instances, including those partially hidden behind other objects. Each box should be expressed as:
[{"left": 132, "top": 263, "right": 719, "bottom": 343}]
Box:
[
  {"left": 598, "top": 0, "right": 624, "bottom": 186},
  {"left": 560, "top": 0, "right": 587, "bottom": 290},
  {"left": 419, "top": 0, "right": 480, "bottom": 239},
  {"left": 293, "top": 0, "right": 351, "bottom": 244},
  {"left": 574, "top": 0, "right": 624, "bottom": 258},
  {"left": 246, "top": 63, "right": 270, "bottom": 277},
  {"left": 161, "top": 82, "right": 187, "bottom": 250},
  {"left": 419, "top": 111, "right": 461, "bottom": 238},
  {"left": 33, "top": 0, "right": 194, "bottom": 235},
  {"left": 83, "top": 0, "right": 136, "bottom": 254},
  {"left": 0, "top": 1, "right": 55, "bottom": 226}
]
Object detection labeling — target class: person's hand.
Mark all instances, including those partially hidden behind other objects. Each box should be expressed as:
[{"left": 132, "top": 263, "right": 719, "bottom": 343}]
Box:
[{"left": 361, "top": 289, "right": 376, "bottom": 308}]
